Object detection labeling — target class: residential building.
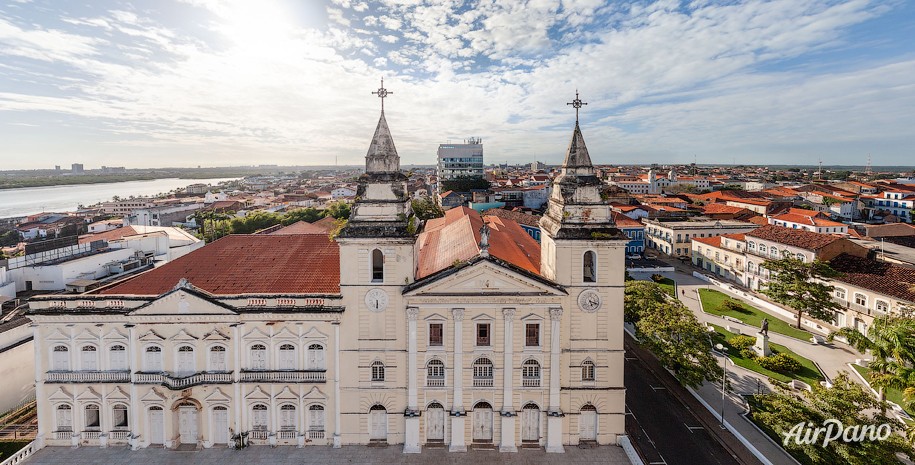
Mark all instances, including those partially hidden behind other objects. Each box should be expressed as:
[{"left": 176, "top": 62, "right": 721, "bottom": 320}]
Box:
[
  {"left": 643, "top": 219, "right": 757, "bottom": 257},
  {"left": 611, "top": 212, "right": 644, "bottom": 255},
  {"left": 99, "top": 198, "right": 156, "bottom": 215},
  {"left": 861, "top": 189, "right": 915, "bottom": 222},
  {"left": 436, "top": 138, "right": 484, "bottom": 181},
  {"left": 767, "top": 208, "right": 848, "bottom": 235},
  {"left": 828, "top": 254, "right": 915, "bottom": 333}
]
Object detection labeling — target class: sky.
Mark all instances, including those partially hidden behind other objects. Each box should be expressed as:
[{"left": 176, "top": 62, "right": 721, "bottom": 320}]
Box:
[{"left": 0, "top": 0, "right": 914, "bottom": 169}]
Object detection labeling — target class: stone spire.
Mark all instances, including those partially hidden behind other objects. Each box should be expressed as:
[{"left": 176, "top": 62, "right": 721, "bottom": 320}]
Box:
[
  {"left": 561, "top": 122, "right": 594, "bottom": 176},
  {"left": 365, "top": 111, "right": 400, "bottom": 173}
]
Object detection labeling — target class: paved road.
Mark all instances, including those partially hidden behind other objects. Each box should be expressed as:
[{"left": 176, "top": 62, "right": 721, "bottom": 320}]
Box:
[{"left": 624, "top": 336, "right": 749, "bottom": 465}]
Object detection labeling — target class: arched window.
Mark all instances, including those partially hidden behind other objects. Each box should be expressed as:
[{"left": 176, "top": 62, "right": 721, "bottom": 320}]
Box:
[
  {"left": 251, "top": 404, "right": 268, "bottom": 431},
  {"left": 56, "top": 404, "right": 72, "bottom": 432},
  {"left": 854, "top": 293, "right": 867, "bottom": 307},
  {"left": 278, "top": 344, "right": 296, "bottom": 370},
  {"left": 109, "top": 345, "right": 127, "bottom": 371},
  {"left": 427, "top": 359, "right": 445, "bottom": 387},
  {"left": 473, "top": 358, "right": 494, "bottom": 387},
  {"left": 371, "top": 361, "right": 385, "bottom": 382},
  {"left": 308, "top": 405, "right": 325, "bottom": 432},
  {"left": 144, "top": 346, "right": 163, "bottom": 372},
  {"left": 176, "top": 345, "right": 195, "bottom": 374},
  {"left": 209, "top": 346, "right": 227, "bottom": 371},
  {"left": 583, "top": 251, "right": 596, "bottom": 283},
  {"left": 747, "top": 241, "right": 756, "bottom": 250},
  {"left": 581, "top": 360, "right": 595, "bottom": 381},
  {"left": 759, "top": 244, "right": 767, "bottom": 254},
  {"left": 796, "top": 253, "right": 805, "bottom": 262},
  {"left": 112, "top": 404, "right": 129, "bottom": 429},
  {"left": 307, "top": 344, "right": 325, "bottom": 370},
  {"left": 769, "top": 246, "right": 778, "bottom": 258},
  {"left": 875, "top": 300, "right": 889, "bottom": 313},
  {"left": 81, "top": 345, "right": 98, "bottom": 371},
  {"left": 52, "top": 345, "right": 70, "bottom": 371},
  {"left": 371, "top": 249, "right": 384, "bottom": 282},
  {"left": 522, "top": 360, "right": 541, "bottom": 387},
  {"left": 85, "top": 404, "right": 100, "bottom": 430},
  {"left": 250, "top": 344, "right": 267, "bottom": 370},
  {"left": 279, "top": 404, "right": 296, "bottom": 431}
]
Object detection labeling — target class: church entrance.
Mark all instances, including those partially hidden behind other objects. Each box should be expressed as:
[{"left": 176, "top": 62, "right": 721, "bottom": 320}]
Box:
[
  {"left": 521, "top": 403, "right": 539, "bottom": 443},
  {"left": 178, "top": 403, "right": 198, "bottom": 445},
  {"left": 472, "top": 402, "right": 493, "bottom": 443},
  {"left": 579, "top": 405, "right": 597, "bottom": 441},
  {"left": 426, "top": 403, "right": 445, "bottom": 442},
  {"left": 369, "top": 405, "right": 387, "bottom": 441}
]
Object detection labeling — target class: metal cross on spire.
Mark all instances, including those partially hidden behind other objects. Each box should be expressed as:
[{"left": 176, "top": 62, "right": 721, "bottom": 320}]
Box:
[
  {"left": 566, "top": 90, "right": 587, "bottom": 124},
  {"left": 372, "top": 77, "right": 392, "bottom": 112}
]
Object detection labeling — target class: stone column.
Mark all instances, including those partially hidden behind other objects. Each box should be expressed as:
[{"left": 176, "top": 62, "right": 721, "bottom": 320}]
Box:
[
  {"left": 499, "top": 308, "right": 517, "bottom": 452},
  {"left": 231, "top": 323, "right": 243, "bottom": 443},
  {"left": 404, "top": 307, "right": 421, "bottom": 453},
  {"left": 32, "top": 324, "right": 46, "bottom": 449},
  {"left": 333, "top": 319, "right": 342, "bottom": 448},
  {"left": 546, "top": 307, "right": 565, "bottom": 453},
  {"left": 449, "top": 308, "right": 466, "bottom": 452},
  {"left": 126, "top": 324, "right": 140, "bottom": 450}
]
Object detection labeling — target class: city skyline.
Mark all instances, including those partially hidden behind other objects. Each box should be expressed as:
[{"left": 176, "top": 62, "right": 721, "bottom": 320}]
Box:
[{"left": 1, "top": 0, "right": 914, "bottom": 169}]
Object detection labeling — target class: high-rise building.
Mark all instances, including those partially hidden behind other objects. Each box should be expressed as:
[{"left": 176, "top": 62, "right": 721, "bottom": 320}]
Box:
[
  {"left": 436, "top": 138, "right": 483, "bottom": 181},
  {"left": 71, "top": 163, "right": 84, "bottom": 174}
]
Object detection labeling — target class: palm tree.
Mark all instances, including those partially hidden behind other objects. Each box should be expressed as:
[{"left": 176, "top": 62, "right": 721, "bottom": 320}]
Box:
[{"left": 830, "top": 316, "right": 915, "bottom": 411}]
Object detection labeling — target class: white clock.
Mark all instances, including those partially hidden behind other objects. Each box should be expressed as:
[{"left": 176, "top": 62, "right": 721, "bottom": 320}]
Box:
[
  {"left": 364, "top": 288, "right": 389, "bottom": 312},
  {"left": 577, "top": 289, "right": 602, "bottom": 313}
]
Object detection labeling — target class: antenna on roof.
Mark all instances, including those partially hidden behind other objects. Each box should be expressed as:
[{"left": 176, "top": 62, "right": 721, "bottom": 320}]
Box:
[{"left": 865, "top": 154, "right": 872, "bottom": 177}]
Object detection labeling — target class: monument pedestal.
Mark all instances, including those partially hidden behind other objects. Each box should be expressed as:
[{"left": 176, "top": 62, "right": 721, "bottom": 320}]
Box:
[{"left": 753, "top": 332, "right": 771, "bottom": 357}]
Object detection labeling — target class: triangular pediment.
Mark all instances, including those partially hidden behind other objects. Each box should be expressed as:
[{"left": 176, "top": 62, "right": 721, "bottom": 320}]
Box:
[
  {"left": 74, "top": 329, "right": 99, "bottom": 341},
  {"left": 243, "top": 327, "right": 270, "bottom": 340},
  {"left": 103, "top": 329, "right": 128, "bottom": 341},
  {"left": 205, "top": 388, "right": 231, "bottom": 403},
  {"left": 203, "top": 329, "right": 230, "bottom": 341},
  {"left": 303, "top": 386, "right": 326, "bottom": 401},
  {"left": 107, "top": 386, "right": 129, "bottom": 401},
  {"left": 129, "top": 289, "right": 237, "bottom": 316},
  {"left": 46, "top": 329, "right": 70, "bottom": 341},
  {"left": 141, "top": 388, "right": 167, "bottom": 403},
  {"left": 139, "top": 329, "right": 165, "bottom": 341},
  {"left": 302, "top": 327, "right": 328, "bottom": 340},
  {"left": 245, "top": 386, "right": 270, "bottom": 401},
  {"left": 170, "top": 329, "right": 198, "bottom": 341},
  {"left": 273, "top": 327, "right": 297, "bottom": 340},
  {"left": 48, "top": 387, "right": 73, "bottom": 402},
  {"left": 275, "top": 386, "right": 297, "bottom": 400},
  {"left": 76, "top": 387, "right": 101, "bottom": 401},
  {"left": 405, "top": 260, "right": 565, "bottom": 297}
]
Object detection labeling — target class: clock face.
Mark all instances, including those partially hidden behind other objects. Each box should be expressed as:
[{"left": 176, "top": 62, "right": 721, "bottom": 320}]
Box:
[
  {"left": 364, "top": 288, "right": 389, "bottom": 312},
  {"left": 577, "top": 289, "right": 602, "bottom": 313}
]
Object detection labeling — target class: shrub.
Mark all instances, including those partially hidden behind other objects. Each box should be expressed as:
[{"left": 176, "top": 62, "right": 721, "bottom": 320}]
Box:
[
  {"left": 651, "top": 274, "right": 665, "bottom": 283},
  {"left": 728, "top": 335, "right": 756, "bottom": 350},
  {"left": 718, "top": 299, "right": 745, "bottom": 313},
  {"left": 740, "top": 348, "right": 758, "bottom": 360},
  {"left": 757, "top": 353, "right": 801, "bottom": 373}
]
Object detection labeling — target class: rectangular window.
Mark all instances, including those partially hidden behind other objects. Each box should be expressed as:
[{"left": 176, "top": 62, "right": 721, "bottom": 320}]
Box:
[
  {"left": 429, "top": 323, "right": 443, "bottom": 346},
  {"left": 525, "top": 324, "right": 540, "bottom": 347},
  {"left": 476, "top": 323, "right": 491, "bottom": 346}
]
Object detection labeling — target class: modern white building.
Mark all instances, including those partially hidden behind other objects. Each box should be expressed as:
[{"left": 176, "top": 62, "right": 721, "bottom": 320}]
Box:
[{"left": 436, "top": 138, "right": 484, "bottom": 181}]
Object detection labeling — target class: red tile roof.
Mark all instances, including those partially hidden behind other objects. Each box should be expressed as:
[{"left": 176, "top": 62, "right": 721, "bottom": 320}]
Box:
[
  {"left": 482, "top": 208, "right": 541, "bottom": 227},
  {"left": 611, "top": 211, "right": 643, "bottom": 227},
  {"left": 416, "top": 206, "right": 541, "bottom": 279},
  {"left": 747, "top": 216, "right": 770, "bottom": 226},
  {"left": 100, "top": 234, "right": 340, "bottom": 295},
  {"left": 78, "top": 226, "right": 138, "bottom": 244},
  {"left": 270, "top": 219, "right": 334, "bottom": 235},
  {"left": 830, "top": 254, "right": 915, "bottom": 303},
  {"left": 770, "top": 212, "right": 845, "bottom": 228},
  {"left": 746, "top": 224, "right": 839, "bottom": 250},
  {"left": 692, "top": 235, "right": 723, "bottom": 247},
  {"left": 702, "top": 204, "right": 747, "bottom": 214}
]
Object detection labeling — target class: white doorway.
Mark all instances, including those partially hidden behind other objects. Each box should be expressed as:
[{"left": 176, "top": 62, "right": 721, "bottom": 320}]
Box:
[
  {"left": 426, "top": 403, "right": 445, "bottom": 442},
  {"left": 472, "top": 402, "right": 493, "bottom": 443},
  {"left": 579, "top": 405, "right": 597, "bottom": 441},
  {"left": 178, "top": 403, "right": 198, "bottom": 445},
  {"left": 212, "top": 407, "right": 228, "bottom": 445},
  {"left": 521, "top": 403, "right": 540, "bottom": 443},
  {"left": 369, "top": 405, "right": 387, "bottom": 441},
  {"left": 148, "top": 407, "right": 164, "bottom": 445}
]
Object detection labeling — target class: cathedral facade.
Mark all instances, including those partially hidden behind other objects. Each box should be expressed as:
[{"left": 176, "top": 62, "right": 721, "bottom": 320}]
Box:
[{"left": 27, "top": 89, "right": 628, "bottom": 453}]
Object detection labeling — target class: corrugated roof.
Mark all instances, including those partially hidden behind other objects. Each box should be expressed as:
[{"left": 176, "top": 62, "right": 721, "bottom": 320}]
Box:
[{"left": 100, "top": 234, "right": 340, "bottom": 295}]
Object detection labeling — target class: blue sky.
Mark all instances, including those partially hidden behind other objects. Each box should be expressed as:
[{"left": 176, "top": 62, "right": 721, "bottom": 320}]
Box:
[{"left": 0, "top": 0, "right": 913, "bottom": 169}]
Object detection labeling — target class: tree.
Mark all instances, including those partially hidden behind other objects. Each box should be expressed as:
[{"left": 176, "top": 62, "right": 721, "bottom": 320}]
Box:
[
  {"left": 829, "top": 315, "right": 915, "bottom": 408},
  {"left": 282, "top": 208, "right": 322, "bottom": 225},
  {"left": 228, "top": 211, "right": 282, "bottom": 234},
  {"left": 324, "top": 201, "right": 351, "bottom": 220},
  {"left": 760, "top": 257, "right": 841, "bottom": 329},
  {"left": 624, "top": 281, "right": 722, "bottom": 387},
  {"left": 440, "top": 176, "right": 490, "bottom": 192},
  {"left": 411, "top": 197, "right": 444, "bottom": 221},
  {"left": 750, "top": 373, "right": 912, "bottom": 465}
]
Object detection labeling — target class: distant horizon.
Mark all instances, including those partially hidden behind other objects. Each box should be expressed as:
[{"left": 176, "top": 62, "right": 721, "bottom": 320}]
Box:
[{"left": 1, "top": 1, "right": 914, "bottom": 168}]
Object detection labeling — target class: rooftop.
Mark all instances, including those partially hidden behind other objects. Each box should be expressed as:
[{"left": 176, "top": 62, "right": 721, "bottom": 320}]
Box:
[
  {"left": 829, "top": 254, "right": 915, "bottom": 303},
  {"left": 746, "top": 224, "right": 840, "bottom": 250}
]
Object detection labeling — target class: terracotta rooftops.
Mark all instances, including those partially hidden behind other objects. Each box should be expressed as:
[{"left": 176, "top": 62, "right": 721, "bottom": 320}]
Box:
[
  {"left": 416, "top": 206, "right": 540, "bottom": 279},
  {"left": 770, "top": 212, "right": 845, "bottom": 228},
  {"left": 270, "top": 217, "right": 336, "bottom": 235},
  {"left": 745, "top": 224, "right": 839, "bottom": 250},
  {"left": 829, "top": 254, "right": 915, "bottom": 303},
  {"left": 692, "top": 235, "right": 723, "bottom": 247},
  {"left": 100, "top": 234, "right": 340, "bottom": 295},
  {"left": 482, "top": 208, "right": 541, "bottom": 227}
]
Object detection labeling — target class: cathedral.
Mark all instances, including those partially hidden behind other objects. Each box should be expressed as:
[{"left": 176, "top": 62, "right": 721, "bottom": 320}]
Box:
[{"left": 27, "top": 85, "right": 629, "bottom": 454}]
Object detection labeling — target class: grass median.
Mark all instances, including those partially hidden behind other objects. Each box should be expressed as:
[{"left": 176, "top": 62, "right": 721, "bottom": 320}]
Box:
[
  {"left": 709, "top": 323, "right": 824, "bottom": 387},
  {"left": 698, "top": 288, "right": 810, "bottom": 340}
]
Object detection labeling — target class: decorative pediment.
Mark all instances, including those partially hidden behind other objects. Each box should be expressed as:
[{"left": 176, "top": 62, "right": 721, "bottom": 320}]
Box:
[
  {"left": 46, "top": 329, "right": 70, "bottom": 342},
  {"left": 302, "top": 386, "right": 326, "bottom": 401},
  {"left": 103, "top": 329, "right": 128, "bottom": 341},
  {"left": 273, "top": 327, "right": 298, "bottom": 340},
  {"left": 138, "top": 330, "right": 166, "bottom": 341},
  {"left": 170, "top": 329, "right": 199, "bottom": 341},
  {"left": 243, "top": 327, "right": 270, "bottom": 340},
  {"left": 405, "top": 260, "right": 565, "bottom": 297},
  {"left": 74, "top": 329, "right": 100, "bottom": 341},
  {"left": 141, "top": 388, "right": 167, "bottom": 403},
  {"left": 76, "top": 387, "right": 101, "bottom": 401},
  {"left": 519, "top": 313, "right": 544, "bottom": 321},
  {"left": 423, "top": 312, "right": 447, "bottom": 321},
  {"left": 107, "top": 386, "right": 130, "bottom": 401},
  {"left": 275, "top": 387, "right": 297, "bottom": 400},
  {"left": 48, "top": 387, "right": 73, "bottom": 402},
  {"left": 129, "top": 289, "right": 237, "bottom": 316},
  {"left": 470, "top": 313, "right": 494, "bottom": 321},
  {"left": 205, "top": 388, "right": 231, "bottom": 403},
  {"left": 203, "top": 329, "right": 230, "bottom": 341},
  {"left": 301, "top": 327, "right": 328, "bottom": 340},
  {"left": 245, "top": 386, "right": 270, "bottom": 401}
]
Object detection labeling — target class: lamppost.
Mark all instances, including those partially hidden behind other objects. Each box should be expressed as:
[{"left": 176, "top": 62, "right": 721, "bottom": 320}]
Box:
[{"left": 715, "top": 343, "right": 729, "bottom": 429}]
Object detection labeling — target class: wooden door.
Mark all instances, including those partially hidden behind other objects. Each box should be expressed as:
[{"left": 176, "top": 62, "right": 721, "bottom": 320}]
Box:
[
  {"left": 148, "top": 408, "right": 164, "bottom": 445},
  {"left": 179, "top": 405, "right": 198, "bottom": 444},
  {"left": 369, "top": 407, "right": 387, "bottom": 440},
  {"left": 472, "top": 404, "right": 492, "bottom": 442},
  {"left": 426, "top": 404, "right": 444, "bottom": 441},
  {"left": 579, "top": 406, "right": 597, "bottom": 441},
  {"left": 521, "top": 404, "right": 539, "bottom": 443},
  {"left": 212, "top": 407, "right": 228, "bottom": 444}
]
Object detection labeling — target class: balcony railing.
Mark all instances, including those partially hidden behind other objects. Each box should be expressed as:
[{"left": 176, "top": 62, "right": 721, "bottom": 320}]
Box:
[
  {"left": 52, "top": 431, "right": 72, "bottom": 440},
  {"left": 108, "top": 430, "right": 130, "bottom": 441},
  {"left": 249, "top": 430, "right": 268, "bottom": 440},
  {"left": 521, "top": 377, "right": 541, "bottom": 388},
  {"left": 46, "top": 371, "right": 131, "bottom": 384},
  {"left": 308, "top": 430, "right": 325, "bottom": 440},
  {"left": 239, "top": 370, "right": 326, "bottom": 383},
  {"left": 135, "top": 371, "right": 232, "bottom": 390},
  {"left": 473, "top": 377, "right": 493, "bottom": 388},
  {"left": 276, "top": 430, "right": 297, "bottom": 440},
  {"left": 426, "top": 378, "right": 445, "bottom": 387},
  {"left": 81, "top": 431, "right": 101, "bottom": 440}
]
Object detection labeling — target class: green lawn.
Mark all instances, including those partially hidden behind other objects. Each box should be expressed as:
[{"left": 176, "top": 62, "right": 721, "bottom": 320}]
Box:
[
  {"left": 0, "top": 442, "right": 28, "bottom": 461},
  {"left": 709, "top": 324, "right": 825, "bottom": 387},
  {"left": 698, "top": 289, "right": 810, "bottom": 340},
  {"left": 851, "top": 364, "right": 915, "bottom": 416},
  {"left": 656, "top": 277, "right": 676, "bottom": 297}
]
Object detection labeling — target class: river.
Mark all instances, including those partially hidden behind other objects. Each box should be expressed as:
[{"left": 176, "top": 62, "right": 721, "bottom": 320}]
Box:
[{"left": 0, "top": 177, "right": 240, "bottom": 218}]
